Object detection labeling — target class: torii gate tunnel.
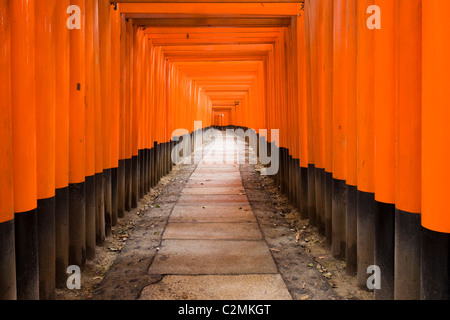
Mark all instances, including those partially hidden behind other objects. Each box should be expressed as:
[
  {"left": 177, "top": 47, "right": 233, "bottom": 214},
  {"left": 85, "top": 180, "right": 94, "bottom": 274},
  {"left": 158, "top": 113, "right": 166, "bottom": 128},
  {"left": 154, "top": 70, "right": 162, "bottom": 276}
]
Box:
[{"left": 0, "top": 0, "right": 449, "bottom": 301}]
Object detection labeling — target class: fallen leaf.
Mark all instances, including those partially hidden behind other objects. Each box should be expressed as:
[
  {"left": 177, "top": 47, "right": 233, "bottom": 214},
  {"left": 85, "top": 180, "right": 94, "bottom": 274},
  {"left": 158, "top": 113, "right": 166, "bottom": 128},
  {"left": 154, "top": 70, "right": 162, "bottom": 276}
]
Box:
[
  {"left": 300, "top": 295, "right": 309, "bottom": 300},
  {"left": 155, "top": 204, "right": 160, "bottom": 208},
  {"left": 308, "top": 263, "right": 314, "bottom": 268}
]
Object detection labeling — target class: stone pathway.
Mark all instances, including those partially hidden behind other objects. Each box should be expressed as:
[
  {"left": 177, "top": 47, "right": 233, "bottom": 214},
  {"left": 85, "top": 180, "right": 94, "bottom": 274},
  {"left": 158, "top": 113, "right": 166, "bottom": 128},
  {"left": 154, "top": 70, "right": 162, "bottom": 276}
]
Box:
[{"left": 139, "top": 133, "right": 292, "bottom": 300}]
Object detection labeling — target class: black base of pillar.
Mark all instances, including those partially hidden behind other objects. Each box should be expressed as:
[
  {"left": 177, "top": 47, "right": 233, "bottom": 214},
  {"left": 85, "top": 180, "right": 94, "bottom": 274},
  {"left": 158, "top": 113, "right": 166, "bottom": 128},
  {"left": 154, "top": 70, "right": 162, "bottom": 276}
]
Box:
[
  {"left": 421, "top": 227, "right": 450, "bottom": 300},
  {"left": 124, "top": 158, "right": 132, "bottom": 211},
  {"left": 394, "top": 209, "right": 421, "bottom": 300},
  {"left": 315, "top": 167, "right": 326, "bottom": 236},
  {"left": 295, "top": 161, "right": 301, "bottom": 211},
  {"left": 37, "top": 196, "right": 56, "bottom": 300},
  {"left": 117, "top": 159, "right": 125, "bottom": 218},
  {"left": 85, "top": 175, "right": 96, "bottom": 261},
  {"left": 68, "top": 181, "right": 86, "bottom": 268},
  {"left": 307, "top": 164, "right": 317, "bottom": 227},
  {"left": 138, "top": 149, "right": 144, "bottom": 199},
  {"left": 291, "top": 158, "right": 299, "bottom": 209},
  {"left": 169, "top": 142, "right": 174, "bottom": 172},
  {"left": 111, "top": 167, "right": 118, "bottom": 227},
  {"left": 356, "top": 190, "right": 375, "bottom": 290},
  {"left": 374, "top": 201, "right": 395, "bottom": 300},
  {"left": 55, "top": 186, "right": 69, "bottom": 288},
  {"left": 144, "top": 149, "right": 149, "bottom": 193},
  {"left": 280, "top": 148, "right": 287, "bottom": 194},
  {"left": 157, "top": 143, "right": 162, "bottom": 183},
  {"left": 164, "top": 142, "right": 170, "bottom": 175},
  {"left": 325, "top": 171, "right": 333, "bottom": 248},
  {"left": 346, "top": 184, "right": 358, "bottom": 276},
  {"left": 103, "top": 168, "right": 112, "bottom": 236},
  {"left": 0, "top": 219, "right": 16, "bottom": 300},
  {"left": 332, "top": 178, "right": 346, "bottom": 260},
  {"left": 150, "top": 148, "right": 155, "bottom": 188},
  {"left": 95, "top": 172, "right": 105, "bottom": 245},
  {"left": 131, "top": 155, "right": 139, "bottom": 208},
  {"left": 15, "top": 209, "right": 39, "bottom": 300},
  {"left": 300, "top": 166, "right": 308, "bottom": 220}
]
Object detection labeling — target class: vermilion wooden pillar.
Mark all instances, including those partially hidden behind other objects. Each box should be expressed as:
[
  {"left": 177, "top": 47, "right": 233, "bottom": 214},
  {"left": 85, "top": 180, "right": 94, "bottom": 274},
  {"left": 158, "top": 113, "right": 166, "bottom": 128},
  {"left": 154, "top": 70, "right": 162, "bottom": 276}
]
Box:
[
  {"left": 0, "top": 0, "right": 16, "bottom": 300},
  {"left": 35, "top": 0, "right": 56, "bottom": 300},
  {"left": 422, "top": 0, "right": 450, "bottom": 300},
  {"left": 394, "top": 0, "right": 422, "bottom": 300},
  {"left": 10, "top": 0, "right": 39, "bottom": 300},
  {"left": 55, "top": 0, "right": 71, "bottom": 288},
  {"left": 68, "top": 0, "right": 86, "bottom": 269},
  {"left": 356, "top": 0, "right": 376, "bottom": 290}
]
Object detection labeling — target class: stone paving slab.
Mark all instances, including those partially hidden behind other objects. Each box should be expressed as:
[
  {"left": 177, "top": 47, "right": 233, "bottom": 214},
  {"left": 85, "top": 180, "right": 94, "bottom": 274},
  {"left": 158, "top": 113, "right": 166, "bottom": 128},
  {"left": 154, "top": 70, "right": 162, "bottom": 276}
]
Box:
[
  {"left": 190, "top": 170, "right": 241, "bottom": 175},
  {"left": 188, "top": 175, "right": 242, "bottom": 180},
  {"left": 176, "top": 194, "right": 249, "bottom": 205},
  {"left": 147, "top": 240, "right": 278, "bottom": 275},
  {"left": 169, "top": 205, "right": 256, "bottom": 223},
  {"left": 163, "top": 222, "right": 262, "bottom": 240},
  {"left": 140, "top": 274, "right": 293, "bottom": 300},
  {"left": 193, "top": 168, "right": 240, "bottom": 173},
  {"left": 189, "top": 174, "right": 242, "bottom": 180},
  {"left": 181, "top": 187, "right": 245, "bottom": 195},
  {"left": 195, "top": 164, "right": 240, "bottom": 168},
  {"left": 184, "top": 180, "right": 244, "bottom": 188}
]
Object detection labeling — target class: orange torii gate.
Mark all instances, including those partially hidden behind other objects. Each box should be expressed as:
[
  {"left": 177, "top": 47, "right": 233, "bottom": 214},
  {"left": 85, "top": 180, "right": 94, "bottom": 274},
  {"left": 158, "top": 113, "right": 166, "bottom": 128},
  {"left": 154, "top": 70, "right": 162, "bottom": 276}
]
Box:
[{"left": 0, "top": 0, "right": 449, "bottom": 301}]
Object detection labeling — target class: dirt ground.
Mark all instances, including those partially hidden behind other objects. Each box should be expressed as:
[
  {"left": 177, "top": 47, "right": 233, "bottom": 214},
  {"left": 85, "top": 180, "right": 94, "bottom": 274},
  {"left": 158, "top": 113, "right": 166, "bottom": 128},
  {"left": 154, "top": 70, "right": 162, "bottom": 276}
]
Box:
[
  {"left": 55, "top": 164, "right": 184, "bottom": 300},
  {"left": 55, "top": 147, "right": 373, "bottom": 301},
  {"left": 249, "top": 162, "right": 373, "bottom": 300}
]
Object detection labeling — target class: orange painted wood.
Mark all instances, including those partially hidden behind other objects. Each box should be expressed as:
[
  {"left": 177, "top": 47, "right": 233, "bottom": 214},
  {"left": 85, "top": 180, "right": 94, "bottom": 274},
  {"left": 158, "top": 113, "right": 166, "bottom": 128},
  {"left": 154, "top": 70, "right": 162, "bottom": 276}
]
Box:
[
  {"left": 55, "top": 0, "right": 71, "bottom": 188},
  {"left": 85, "top": 0, "right": 96, "bottom": 178},
  {"left": 395, "top": 0, "right": 421, "bottom": 214},
  {"left": 297, "top": 13, "right": 308, "bottom": 169},
  {"left": 69, "top": 0, "right": 86, "bottom": 185},
  {"left": 332, "top": 0, "right": 347, "bottom": 181},
  {"left": 374, "top": 0, "right": 396, "bottom": 204},
  {"left": 422, "top": 0, "right": 450, "bottom": 232},
  {"left": 35, "top": 0, "right": 56, "bottom": 199},
  {"left": 346, "top": 0, "right": 357, "bottom": 187},
  {"left": 0, "top": 0, "right": 14, "bottom": 223},
  {"left": 10, "top": 0, "right": 38, "bottom": 211},
  {"left": 304, "top": 0, "right": 315, "bottom": 167},
  {"left": 356, "top": 0, "right": 375, "bottom": 194},
  {"left": 99, "top": 0, "right": 112, "bottom": 169},
  {"left": 111, "top": 5, "right": 121, "bottom": 167},
  {"left": 323, "top": 0, "right": 333, "bottom": 175},
  {"left": 93, "top": 0, "right": 104, "bottom": 175}
]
